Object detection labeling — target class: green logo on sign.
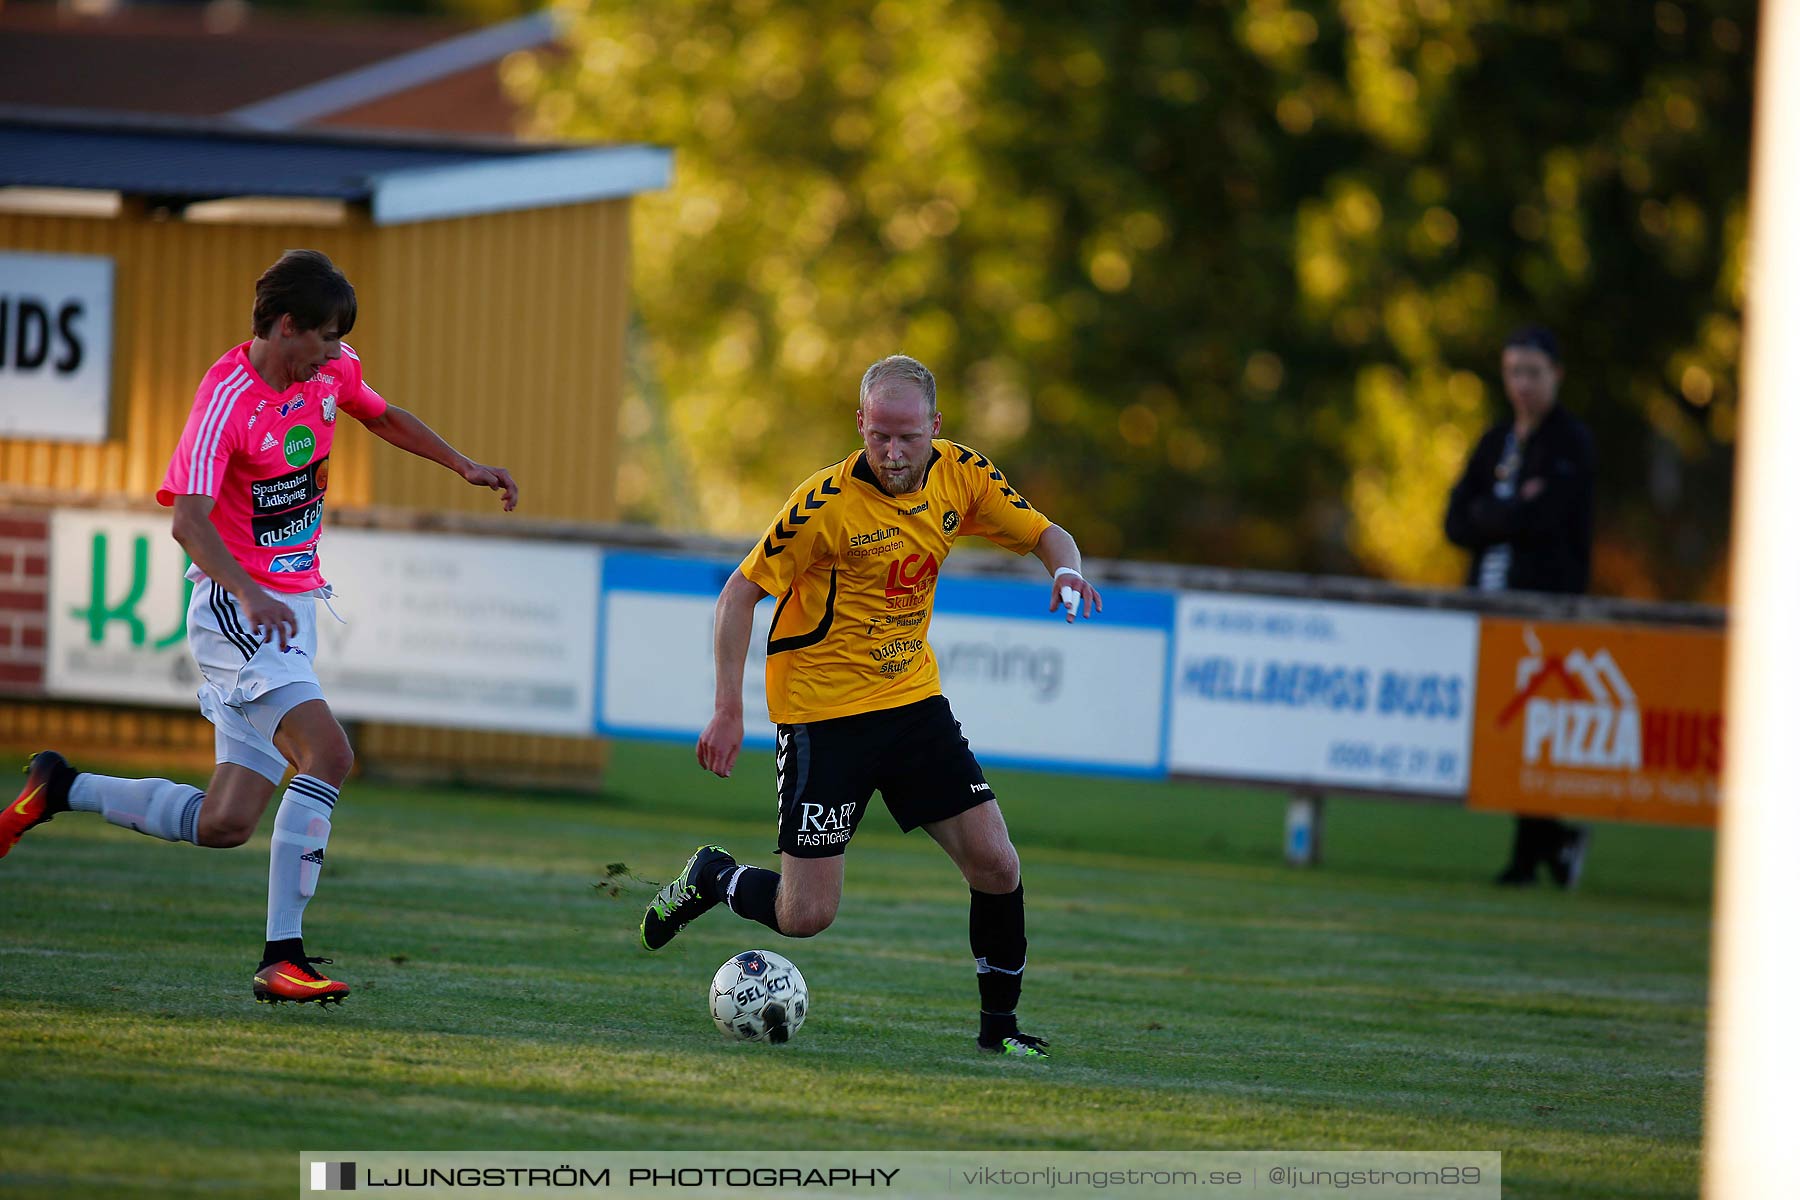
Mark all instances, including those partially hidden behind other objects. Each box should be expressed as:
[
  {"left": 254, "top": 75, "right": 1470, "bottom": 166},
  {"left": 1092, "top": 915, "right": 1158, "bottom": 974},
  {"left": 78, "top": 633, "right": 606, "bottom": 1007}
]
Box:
[{"left": 283, "top": 424, "right": 316, "bottom": 468}]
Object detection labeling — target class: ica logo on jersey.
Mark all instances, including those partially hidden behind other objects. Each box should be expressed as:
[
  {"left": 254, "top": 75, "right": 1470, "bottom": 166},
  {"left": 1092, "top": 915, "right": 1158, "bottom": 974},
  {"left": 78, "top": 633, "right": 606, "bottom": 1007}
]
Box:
[{"left": 885, "top": 553, "right": 939, "bottom": 599}]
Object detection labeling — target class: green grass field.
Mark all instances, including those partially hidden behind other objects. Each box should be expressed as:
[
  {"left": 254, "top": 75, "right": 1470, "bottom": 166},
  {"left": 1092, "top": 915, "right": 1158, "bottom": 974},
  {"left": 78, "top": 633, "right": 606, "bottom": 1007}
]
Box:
[{"left": 1, "top": 739, "right": 1711, "bottom": 1199}]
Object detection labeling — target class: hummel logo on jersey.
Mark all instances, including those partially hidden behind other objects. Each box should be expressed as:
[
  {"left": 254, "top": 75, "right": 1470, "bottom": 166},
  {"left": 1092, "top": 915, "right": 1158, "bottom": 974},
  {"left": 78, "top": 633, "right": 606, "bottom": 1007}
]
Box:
[
  {"left": 899, "top": 501, "right": 928, "bottom": 516},
  {"left": 260, "top": 432, "right": 278, "bottom": 452}
]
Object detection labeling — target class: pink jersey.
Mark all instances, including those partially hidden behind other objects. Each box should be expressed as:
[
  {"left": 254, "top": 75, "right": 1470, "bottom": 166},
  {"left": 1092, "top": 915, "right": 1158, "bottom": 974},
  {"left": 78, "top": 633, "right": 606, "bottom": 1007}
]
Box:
[{"left": 158, "top": 342, "right": 386, "bottom": 592}]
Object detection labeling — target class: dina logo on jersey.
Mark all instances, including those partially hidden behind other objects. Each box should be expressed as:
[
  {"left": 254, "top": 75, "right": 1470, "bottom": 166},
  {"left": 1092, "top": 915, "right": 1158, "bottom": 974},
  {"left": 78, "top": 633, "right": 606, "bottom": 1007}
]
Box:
[
  {"left": 283, "top": 424, "right": 317, "bottom": 468},
  {"left": 268, "top": 550, "right": 317, "bottom": 574},
  {"left": 942, "top": 509, "right": 961, "bottom": 534}
]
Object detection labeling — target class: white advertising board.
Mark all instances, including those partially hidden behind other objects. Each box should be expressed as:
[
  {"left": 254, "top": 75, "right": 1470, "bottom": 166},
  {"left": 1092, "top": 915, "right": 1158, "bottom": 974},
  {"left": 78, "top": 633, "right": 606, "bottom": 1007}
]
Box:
[
  {"left": 46, "top": 510, "right": 600, "bottom": 734},
  {"left": 0, "top": 252, "right": 115, "bottom": 442},
  {"left": 597, "top": 553, "right": 1169, "bottom": 774},
  {"left": 1167, "top": 592, "right": 1478, "bottom": 795},
  {"left": 47, "top": 509, "right": 200, "bottom": 707},
  {"left": 312, "top": 529, "right": 599, "bottom": 734},
  {"left": 601, "top": 587, "right": 778, "bottom": 738}
]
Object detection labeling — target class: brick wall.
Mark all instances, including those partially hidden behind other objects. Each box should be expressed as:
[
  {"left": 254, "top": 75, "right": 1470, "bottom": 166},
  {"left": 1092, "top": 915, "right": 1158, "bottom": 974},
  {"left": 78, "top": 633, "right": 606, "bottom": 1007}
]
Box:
[{"left": 0, "top": 513, "right": 49, "bottom": 695}]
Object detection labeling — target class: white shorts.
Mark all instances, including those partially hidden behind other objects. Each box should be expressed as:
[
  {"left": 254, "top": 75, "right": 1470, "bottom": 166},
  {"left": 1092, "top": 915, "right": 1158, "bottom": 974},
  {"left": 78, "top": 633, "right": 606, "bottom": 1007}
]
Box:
[{"left": 187, "top": 575, "right": 328, "bottom": 785}]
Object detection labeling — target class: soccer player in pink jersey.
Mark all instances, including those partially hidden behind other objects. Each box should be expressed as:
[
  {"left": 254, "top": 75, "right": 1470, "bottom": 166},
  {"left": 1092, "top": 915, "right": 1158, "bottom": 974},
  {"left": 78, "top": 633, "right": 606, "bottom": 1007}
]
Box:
[{"left": 1, "top": 250, "right": 518, "bottom": 1005}]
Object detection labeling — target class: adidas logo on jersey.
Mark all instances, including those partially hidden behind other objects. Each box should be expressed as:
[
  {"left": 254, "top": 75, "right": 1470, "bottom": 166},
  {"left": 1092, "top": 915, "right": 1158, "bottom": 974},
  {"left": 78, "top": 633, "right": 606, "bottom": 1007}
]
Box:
[{"left": 260, "top": 432, "right": 278, "bottom": 452}]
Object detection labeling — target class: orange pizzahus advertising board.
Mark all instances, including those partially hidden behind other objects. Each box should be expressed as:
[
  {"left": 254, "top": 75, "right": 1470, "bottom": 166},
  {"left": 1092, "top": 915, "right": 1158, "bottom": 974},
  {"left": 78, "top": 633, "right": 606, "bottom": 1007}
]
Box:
[{"left": 1467, "top": 618, "right": 1724, "bottom": 828}]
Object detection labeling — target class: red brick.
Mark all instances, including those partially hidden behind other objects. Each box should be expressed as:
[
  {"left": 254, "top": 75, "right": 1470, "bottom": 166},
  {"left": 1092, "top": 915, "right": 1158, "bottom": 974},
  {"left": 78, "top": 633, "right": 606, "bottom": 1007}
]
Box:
[
  {"left": 0, "top": 553, "right": 13, "bottom": 575},
  {"left": 0, "top": 590, "right": 47, "bottom": 612},
  {"left": 0, "top": 626, "right": 10, "bottom": 647},
  {"left": 0, "top": 518, "right": 48, "bottom": 539},
  {"left": 23, "top": 555, "right": 46, "bottom": 577},
  {"left": 0, "top": 661, "right": 43, "bottom": 685},
  {"left": 21, "top": 626, "right": 44, "bottom": 650}
]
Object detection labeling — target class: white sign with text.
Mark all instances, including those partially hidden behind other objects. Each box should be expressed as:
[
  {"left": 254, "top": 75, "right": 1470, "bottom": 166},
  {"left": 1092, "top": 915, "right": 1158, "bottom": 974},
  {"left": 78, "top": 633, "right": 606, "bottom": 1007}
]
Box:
[
  {"left": 0, "top": 252, "right": 114, "bottom": 442},
  {"left": 1167, "top": 593, "right": 1478, "bottom": 795},
  {"left": 598, "top": 556, "right": 1167, "bottom": 773},
  {"left": 46, "top": 510, "right": 600, "bottom": 734}
]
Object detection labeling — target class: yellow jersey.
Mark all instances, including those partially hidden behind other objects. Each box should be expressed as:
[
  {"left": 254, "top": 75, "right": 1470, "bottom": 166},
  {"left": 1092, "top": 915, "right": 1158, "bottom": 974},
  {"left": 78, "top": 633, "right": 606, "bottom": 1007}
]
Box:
[{"left": 739, "top": 440, "right": 1053, "bottom": 723}]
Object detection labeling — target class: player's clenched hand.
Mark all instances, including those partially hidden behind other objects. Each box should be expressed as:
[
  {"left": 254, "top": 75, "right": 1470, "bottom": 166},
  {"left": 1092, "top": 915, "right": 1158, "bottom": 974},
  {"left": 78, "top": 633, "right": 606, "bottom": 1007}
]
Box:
[
  {"left": 697, "top": 711, "right": 745, "bottom": 778},
  {"left": 239, "top": 589, "right": 298, "bottom": 652},
  {"left": 1048, "top": 575, "right": 1104, "bottom": 623},
  {"left": 461, "top": 461, "right": 519, "bottom": 512}
]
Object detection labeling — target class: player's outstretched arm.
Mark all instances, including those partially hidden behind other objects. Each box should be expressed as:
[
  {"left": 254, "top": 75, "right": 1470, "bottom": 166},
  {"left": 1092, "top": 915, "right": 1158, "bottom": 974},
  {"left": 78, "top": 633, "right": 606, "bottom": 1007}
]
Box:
[
  {"left": 697, "top": 570, "right": 767, "bottom": 778},
  {"left": 358, "top": 405, "right": 519, "bottom": 512},
  {"left": 1032, "top": 523, "right": 1103, "bottom": 623}
]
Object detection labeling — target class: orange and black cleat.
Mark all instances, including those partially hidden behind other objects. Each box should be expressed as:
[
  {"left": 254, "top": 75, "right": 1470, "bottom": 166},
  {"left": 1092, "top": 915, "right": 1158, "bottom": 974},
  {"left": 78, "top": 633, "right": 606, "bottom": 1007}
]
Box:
[
  {"left": 2, "top": 751, "right": 74, "bottom": 859},
  {"left": 253, "top": 956, "right": 350, "bottom": 1006}
]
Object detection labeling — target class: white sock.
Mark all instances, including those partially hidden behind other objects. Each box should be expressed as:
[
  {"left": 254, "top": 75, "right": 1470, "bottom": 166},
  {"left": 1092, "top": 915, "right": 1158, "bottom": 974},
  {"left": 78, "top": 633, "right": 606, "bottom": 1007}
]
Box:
[
  {"left": 267, "top": 776, "right": 337, "bottom": 941},
  {"left": 69, "top": 774, "right": 205, "bottom": 844}
]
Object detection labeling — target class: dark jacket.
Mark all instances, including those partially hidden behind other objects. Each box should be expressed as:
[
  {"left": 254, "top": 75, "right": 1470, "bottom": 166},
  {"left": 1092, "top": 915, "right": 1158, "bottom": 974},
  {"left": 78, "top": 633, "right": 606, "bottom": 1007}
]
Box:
[{"left": 1444, "top": 403, "right": 1595, "bottom": 595}]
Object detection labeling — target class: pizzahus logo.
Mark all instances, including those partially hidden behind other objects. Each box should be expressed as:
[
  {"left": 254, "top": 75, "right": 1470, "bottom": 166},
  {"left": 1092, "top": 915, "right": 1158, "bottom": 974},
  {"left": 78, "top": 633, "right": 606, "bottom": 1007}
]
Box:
[{"left": 283, "top": 424, "right": 317, "bottom": 469}]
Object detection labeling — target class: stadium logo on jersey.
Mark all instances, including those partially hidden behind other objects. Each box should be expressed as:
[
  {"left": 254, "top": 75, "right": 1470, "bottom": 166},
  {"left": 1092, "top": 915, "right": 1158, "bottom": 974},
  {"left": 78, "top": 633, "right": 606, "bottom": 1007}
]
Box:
[
  {"left": 278, "top": 396, "right": 307, "bottom": 418},
  {"left": 260, "top": 431, "right": 277, "bottom": 452},
  {"left": 942, "top": 509, "right": 961, "bottom": 534},
  {"left": 268, "top": 549, "right": 318, "bottom": 574},
  {"left": 283, "top": 424, "right": 317, "bottom": 468},
  {"left": 850, "top": 526, "right": 901, "bottom": 548}
]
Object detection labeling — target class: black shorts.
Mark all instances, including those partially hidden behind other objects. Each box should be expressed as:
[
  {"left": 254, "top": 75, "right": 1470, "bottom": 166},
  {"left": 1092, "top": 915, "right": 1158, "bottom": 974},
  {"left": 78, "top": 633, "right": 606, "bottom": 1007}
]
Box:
[{"left": 775, "top": 695, "right": 994, "bottom": 858}]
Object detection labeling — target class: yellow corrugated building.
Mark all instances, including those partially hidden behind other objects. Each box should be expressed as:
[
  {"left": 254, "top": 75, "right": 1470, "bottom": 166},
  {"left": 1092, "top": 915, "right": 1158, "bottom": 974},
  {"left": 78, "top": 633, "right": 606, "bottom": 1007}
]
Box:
[{"left": 0, "top": 111, "right": 669, "bottom": 784}]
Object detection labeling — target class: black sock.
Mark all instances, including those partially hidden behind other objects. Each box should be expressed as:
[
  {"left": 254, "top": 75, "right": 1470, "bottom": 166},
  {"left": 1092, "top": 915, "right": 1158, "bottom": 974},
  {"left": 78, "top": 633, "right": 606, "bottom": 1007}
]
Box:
[
  {"left": 980, "top": 1010, "right": 1021, "bottom": 1044},
  {"left": 722, "top": 865, "right": 784, "bottom": 935},
  {"left": 45, "top": 758, "right": 78, "bottom": 813},
  {"left": 970, "top": 883, "right": 1027, "bottom": 1038},
  {"left": 260, "top": 937, "right": 304, "bottom": 970},
  {"left": 702, "top": 857, "right": 737, "bottom": 903}
]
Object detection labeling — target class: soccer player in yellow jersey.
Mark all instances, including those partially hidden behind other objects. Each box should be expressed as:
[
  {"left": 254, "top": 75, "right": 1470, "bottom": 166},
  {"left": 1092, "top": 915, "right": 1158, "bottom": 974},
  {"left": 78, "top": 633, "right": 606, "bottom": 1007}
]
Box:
[{"left": 641, "top": 355, "right": 1102, "bottom": 1058}]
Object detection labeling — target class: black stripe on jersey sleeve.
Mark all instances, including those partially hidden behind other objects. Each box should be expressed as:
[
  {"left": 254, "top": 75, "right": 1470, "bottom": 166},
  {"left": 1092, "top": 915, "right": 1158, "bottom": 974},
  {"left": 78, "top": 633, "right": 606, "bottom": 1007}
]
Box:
[{"left": 767, "top": 568, "right": 839, "bottom": 656}]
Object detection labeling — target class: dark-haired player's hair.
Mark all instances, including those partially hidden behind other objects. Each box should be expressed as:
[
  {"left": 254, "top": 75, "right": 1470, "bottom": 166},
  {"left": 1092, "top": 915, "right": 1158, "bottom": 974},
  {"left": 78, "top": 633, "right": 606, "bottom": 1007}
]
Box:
[
  {"left": 252, "top": 250, "right": 357, "bottom": 339},
  {"left": 1503, "top": 324, "right": 1560, "bottom": 363}
]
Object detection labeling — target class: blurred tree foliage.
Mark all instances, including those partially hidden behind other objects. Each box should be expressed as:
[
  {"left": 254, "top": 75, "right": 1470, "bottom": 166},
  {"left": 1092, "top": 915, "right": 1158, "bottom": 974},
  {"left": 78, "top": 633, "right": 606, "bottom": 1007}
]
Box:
[
  {"left": 252, "top": 0, "right": 539, "bottom": 19},
  {"left": 514, "top": 0, "right": 1751, "bottom": 599}
]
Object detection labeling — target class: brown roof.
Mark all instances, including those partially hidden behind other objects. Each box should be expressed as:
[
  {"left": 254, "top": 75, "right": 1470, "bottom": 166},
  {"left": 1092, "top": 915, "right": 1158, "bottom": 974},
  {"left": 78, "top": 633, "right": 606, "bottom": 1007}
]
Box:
[{"left": 0, "top": 1, "right": 534, "bottom": 135}]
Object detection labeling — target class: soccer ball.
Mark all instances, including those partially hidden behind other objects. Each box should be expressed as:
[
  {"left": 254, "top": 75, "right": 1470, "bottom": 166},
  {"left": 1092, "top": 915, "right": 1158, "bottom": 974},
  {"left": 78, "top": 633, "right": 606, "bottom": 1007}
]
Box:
[{"left": 709, "top": 950, "right": 808, "bottom": 1043}]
